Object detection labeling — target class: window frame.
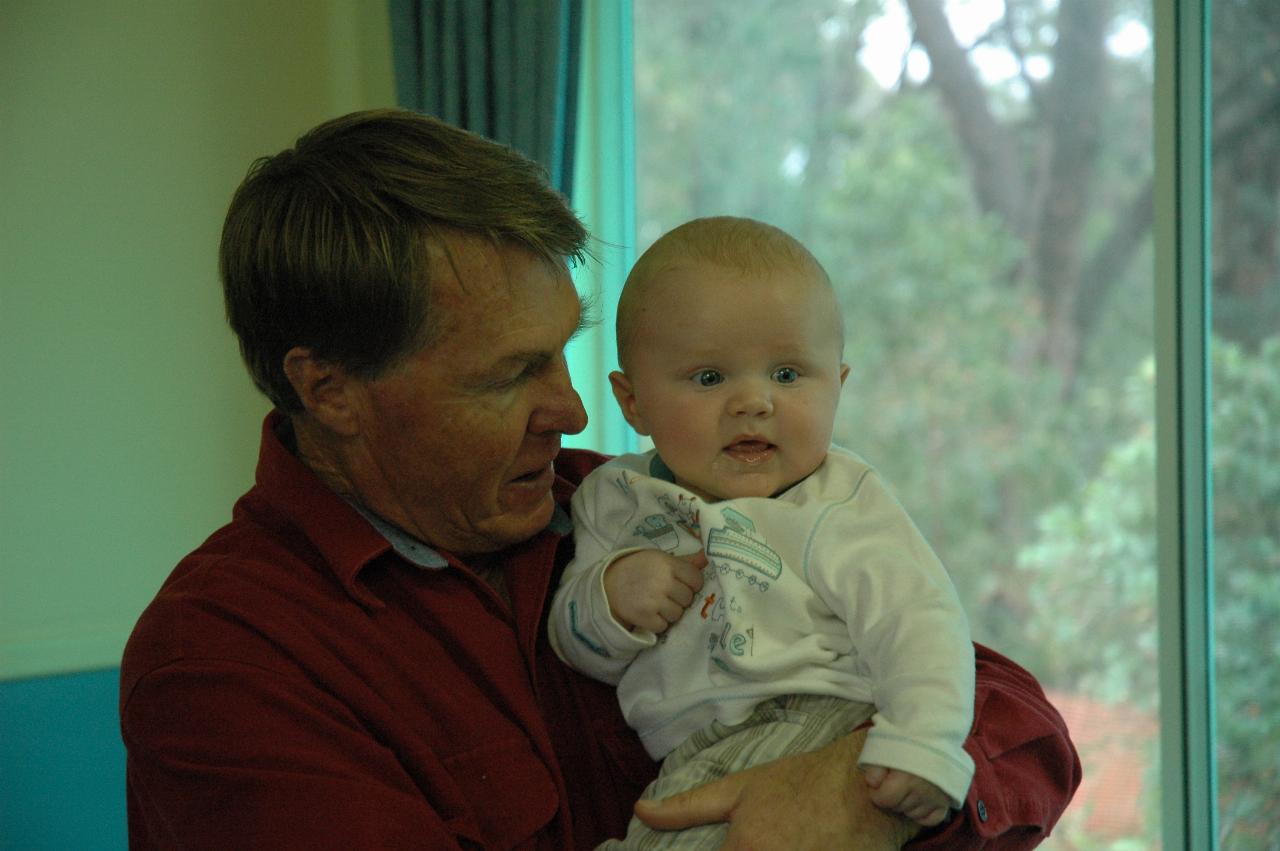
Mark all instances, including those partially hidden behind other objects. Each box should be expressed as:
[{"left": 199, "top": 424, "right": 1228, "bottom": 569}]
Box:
[{"left": 1155, "top": 0, "right": 1217, "bottom": 847}]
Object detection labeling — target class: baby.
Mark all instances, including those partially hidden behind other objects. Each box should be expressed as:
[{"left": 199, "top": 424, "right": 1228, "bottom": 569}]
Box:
[{"left": 549, "top": 216, "right": 974, "bottom": 848}]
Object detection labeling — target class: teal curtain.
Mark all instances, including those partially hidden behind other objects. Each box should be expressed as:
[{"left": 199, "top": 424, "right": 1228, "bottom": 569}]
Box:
[
  {"left": 564, "top": 0, "right": 637, "bottom": 456},
  {"left": 389, "top": 0, "right": 583, "bottom": 195}
]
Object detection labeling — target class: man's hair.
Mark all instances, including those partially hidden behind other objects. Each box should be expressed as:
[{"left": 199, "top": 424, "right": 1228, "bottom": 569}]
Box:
[
  {"left": 219, "top": 108, "right": 588, "bottom": 412},
  {"left": 616, "top": 216, "right": 835, "bottom": 370}
]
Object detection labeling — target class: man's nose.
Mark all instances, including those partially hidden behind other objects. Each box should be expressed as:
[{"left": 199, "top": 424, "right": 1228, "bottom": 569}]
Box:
[
  {"left": 727, "top": 379, "right": 774, "bottom": 418},
  {"left": 530, "top": 355, "right": 588, "bottom": 435}
]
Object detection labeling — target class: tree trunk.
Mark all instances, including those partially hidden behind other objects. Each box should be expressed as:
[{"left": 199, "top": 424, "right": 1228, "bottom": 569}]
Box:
[{"left": 906, "top": 0, "right": 1114, "bottom": 395}]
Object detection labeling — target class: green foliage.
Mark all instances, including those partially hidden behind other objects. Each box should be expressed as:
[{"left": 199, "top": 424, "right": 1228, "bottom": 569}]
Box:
[
  {"left": 633, "top": 0, "right": 880, "bottom": 246},
  {"left": 1018, "top": 339, "right": 1280, "bottom": 845},
  {"left": 1016, "top": 359, "right": 1158, "bottom": 704},
  {"left": 1210, "top": 338, "right": 1280, "bottom": 848},
  {"left": 812, "top": 92, "right": 1077, "bottom": 649},
  {"left": 634, "top": 2, "right": 1162, "bottom": 660}
]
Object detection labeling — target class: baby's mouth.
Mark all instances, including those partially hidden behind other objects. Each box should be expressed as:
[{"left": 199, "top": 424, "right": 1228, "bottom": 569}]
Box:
[{"left": 723, "top": 439, "right": 776, "bottom": 464}]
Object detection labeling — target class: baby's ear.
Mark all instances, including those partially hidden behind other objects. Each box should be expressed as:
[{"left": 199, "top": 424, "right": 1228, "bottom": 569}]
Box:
[{"left": 609, "top": 371, "right": 651, "bottom": 435}]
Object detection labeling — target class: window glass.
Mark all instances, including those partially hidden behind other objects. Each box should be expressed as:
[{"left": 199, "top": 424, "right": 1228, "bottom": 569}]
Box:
[
  {"left": 634, "top": 1, "right": 1159, "bottom": 845},
  {"left": 1209, "top": 1, "right": 1280, "bottom": 845}
]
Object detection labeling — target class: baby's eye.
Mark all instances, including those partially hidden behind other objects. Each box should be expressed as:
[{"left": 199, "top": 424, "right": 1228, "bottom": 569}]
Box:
[
  {"left": 772, "top": 367, "right": 799, "bottom": 384},
  {"left": 693, "top": 369, "right": 724, "bottom": 387}
]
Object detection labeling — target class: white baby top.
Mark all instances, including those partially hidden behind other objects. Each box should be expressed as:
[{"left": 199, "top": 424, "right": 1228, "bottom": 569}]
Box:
[{"left": 548, "top": 447, "right": 976, "bottom": 807}]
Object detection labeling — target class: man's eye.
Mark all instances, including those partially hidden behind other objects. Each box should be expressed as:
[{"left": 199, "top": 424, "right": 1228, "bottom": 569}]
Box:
[
  {"left": 693, "top": 369, "right": 724, "bottom": 387},
  {"left": 773, "top": 367, "right": 799, "bottom": 384},
  {"left": 490, "top": 364, "right": 534, "bottom": 390}
]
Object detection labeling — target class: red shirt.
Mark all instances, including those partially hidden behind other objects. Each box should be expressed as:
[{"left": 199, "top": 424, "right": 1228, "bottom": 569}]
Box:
[{"left": 120, "top": 413, "right": 1079, "bottom": 849}]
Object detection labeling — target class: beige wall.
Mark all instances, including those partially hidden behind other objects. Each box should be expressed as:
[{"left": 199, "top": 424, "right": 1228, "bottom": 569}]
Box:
[{"left": 0, "top": 0, "right": 396, "bottom": 679}]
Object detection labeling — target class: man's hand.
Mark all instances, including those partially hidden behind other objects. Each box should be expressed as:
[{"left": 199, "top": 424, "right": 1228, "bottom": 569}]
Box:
[
  {"left": 862, "top": 765, "right": 951, "bottom": 827},
  {"left": 603, "top": 550, "right": 707, "bottom": 633},
  {"left": 633, "top": 728, "right": 922, "bottom": 850}
]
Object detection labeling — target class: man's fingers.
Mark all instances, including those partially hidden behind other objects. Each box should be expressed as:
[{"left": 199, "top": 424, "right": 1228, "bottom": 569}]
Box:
[{"left": 633, "top": 774, "right": 741, "bottom": 830}]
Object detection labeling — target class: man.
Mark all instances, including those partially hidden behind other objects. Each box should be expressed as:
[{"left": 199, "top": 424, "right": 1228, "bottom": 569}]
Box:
[{"left": 120, "top": 109, "right": 1080, "bottom": 849}]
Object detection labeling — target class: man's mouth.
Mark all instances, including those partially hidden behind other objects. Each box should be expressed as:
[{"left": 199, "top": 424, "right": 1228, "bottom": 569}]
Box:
[
  {"left": 506, "top": 450, "right": 558, "bottom": 483},
  {"left": 510, "top": 442, "right": 562, "bottom": 487},
  {"left": 511, "top": 463, "right": 554, "bottom": 484},
  {"left": 722, "top": 438, "right": 776, "bottom": 464}
]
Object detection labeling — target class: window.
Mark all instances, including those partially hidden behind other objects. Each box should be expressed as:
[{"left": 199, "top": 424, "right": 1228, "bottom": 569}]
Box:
[
  {"left": 620, "top": 0, "right": 1277, "bottom": 847},
  {"left": 636, "top": 1, "right": 1158, "bottom": 841}
]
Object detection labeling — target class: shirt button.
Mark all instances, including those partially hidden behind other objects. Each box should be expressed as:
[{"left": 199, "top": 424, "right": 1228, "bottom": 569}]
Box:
[{"left": 977, "top": 799, "right": 989, "bottom": 822}]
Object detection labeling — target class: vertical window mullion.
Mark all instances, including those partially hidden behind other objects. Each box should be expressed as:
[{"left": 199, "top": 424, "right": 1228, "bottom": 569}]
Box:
[{"left": 1155, "top": 0, "right": 1216, "bottom": 847}]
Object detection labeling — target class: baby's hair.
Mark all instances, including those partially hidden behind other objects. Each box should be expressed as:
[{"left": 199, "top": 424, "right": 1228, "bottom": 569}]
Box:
[{"left": 616, "top": 216, "right": 837, "bottom": 370}]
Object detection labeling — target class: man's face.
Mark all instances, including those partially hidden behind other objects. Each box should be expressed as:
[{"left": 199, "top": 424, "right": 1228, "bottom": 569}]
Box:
[
  {"left": 612, "top": 261, "right": 847, "bottom": 501},
  {"left": 346, "top": 235, "right": 587, "bottom": 554}
]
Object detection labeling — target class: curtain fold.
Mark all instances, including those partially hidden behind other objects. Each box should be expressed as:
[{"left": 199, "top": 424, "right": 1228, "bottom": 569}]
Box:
[
  {"left": 389, "top": 0, "right": 582, "bottom": 195},
  {"left": 564, "top": 0, "right": 637, "bottom": 455}
]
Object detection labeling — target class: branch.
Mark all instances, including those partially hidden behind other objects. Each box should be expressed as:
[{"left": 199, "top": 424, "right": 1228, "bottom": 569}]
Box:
[
  {"left": 904, "top": 0, "right": 1026, "bottom": 229},
  {"left": 1077, "top": 179, "right": 1152, "bottom": 342},
  {"left": 1212, "top": 76, "right": 1280, "bottom": 159},
  {"left": 997, "top": 4, "right": 1046, "bottom": 110},
  {"left": 1030, "top": 0, "right": 1110, "bottom": 384},
  {"left": 1077, "top": 61, "right": 1280, "bottom": 343}
]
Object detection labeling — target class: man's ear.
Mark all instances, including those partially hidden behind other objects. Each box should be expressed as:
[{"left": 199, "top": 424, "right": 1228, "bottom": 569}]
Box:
[
  {"left": 608, "top": 370, "right": 650, "bottom": 436},
  {"left": 839, "top": 363, "right": 851, "bottom": 386},
  {"left": 282, "top": 347, "right": 362, "bottom": 437}
]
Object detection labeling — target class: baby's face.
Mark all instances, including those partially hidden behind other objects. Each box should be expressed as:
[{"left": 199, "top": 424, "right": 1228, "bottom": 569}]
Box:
[{"left": 612, "top": 261, "right": 847, "bottom": 501}]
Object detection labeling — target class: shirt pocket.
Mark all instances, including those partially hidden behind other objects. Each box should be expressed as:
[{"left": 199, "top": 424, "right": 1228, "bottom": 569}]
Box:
[{"left": 441, "top": 735, "right": 560, "bottom": 850}]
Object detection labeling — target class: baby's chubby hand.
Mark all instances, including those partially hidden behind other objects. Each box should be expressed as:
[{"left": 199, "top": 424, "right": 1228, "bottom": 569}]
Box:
[
  {"left": 861, "top": 765, "right": 951, "bottom": 827},
  {"left": 603, "top": 550, "right": 707, "bottom": 633}
]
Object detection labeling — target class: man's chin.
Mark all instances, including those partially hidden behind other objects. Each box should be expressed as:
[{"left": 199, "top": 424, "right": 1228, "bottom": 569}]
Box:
[{"left": 482, "top": 494, "right": 557, "bottom": 550}]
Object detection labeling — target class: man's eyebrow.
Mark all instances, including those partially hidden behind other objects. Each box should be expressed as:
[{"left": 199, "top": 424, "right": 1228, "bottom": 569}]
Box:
[
  {"left": 476, "top": 293, "right": 599, "bottom": 381},
  {"left": 570, "top": 292, "right": 601, "bottom": 342},
  {"left": 484, "top": 299, "right": 597, "bottom": 375}
]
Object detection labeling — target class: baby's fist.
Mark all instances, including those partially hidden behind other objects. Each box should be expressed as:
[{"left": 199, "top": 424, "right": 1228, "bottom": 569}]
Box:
[{"left": 862, "top": 765, "right": 951, "bottom": 827}]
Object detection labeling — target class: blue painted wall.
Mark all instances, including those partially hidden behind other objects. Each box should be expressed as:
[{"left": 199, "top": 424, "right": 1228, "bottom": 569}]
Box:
[{"left": 0, "top": 669, "right": 126, "bottom": 851}]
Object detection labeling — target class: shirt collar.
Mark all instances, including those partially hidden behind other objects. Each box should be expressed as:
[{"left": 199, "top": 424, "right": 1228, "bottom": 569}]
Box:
[
  {"left": 349, "top": 503, "right": 449, "bottom": 568},
  {"left": 260, "top": 411, "right": 573, "bottom": 587},
  {"left": 348, "top": 501, "right": 574, "bottom": 570},
  {"left": 649, "top": 452, "right": 678, "bottom": 483}
]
